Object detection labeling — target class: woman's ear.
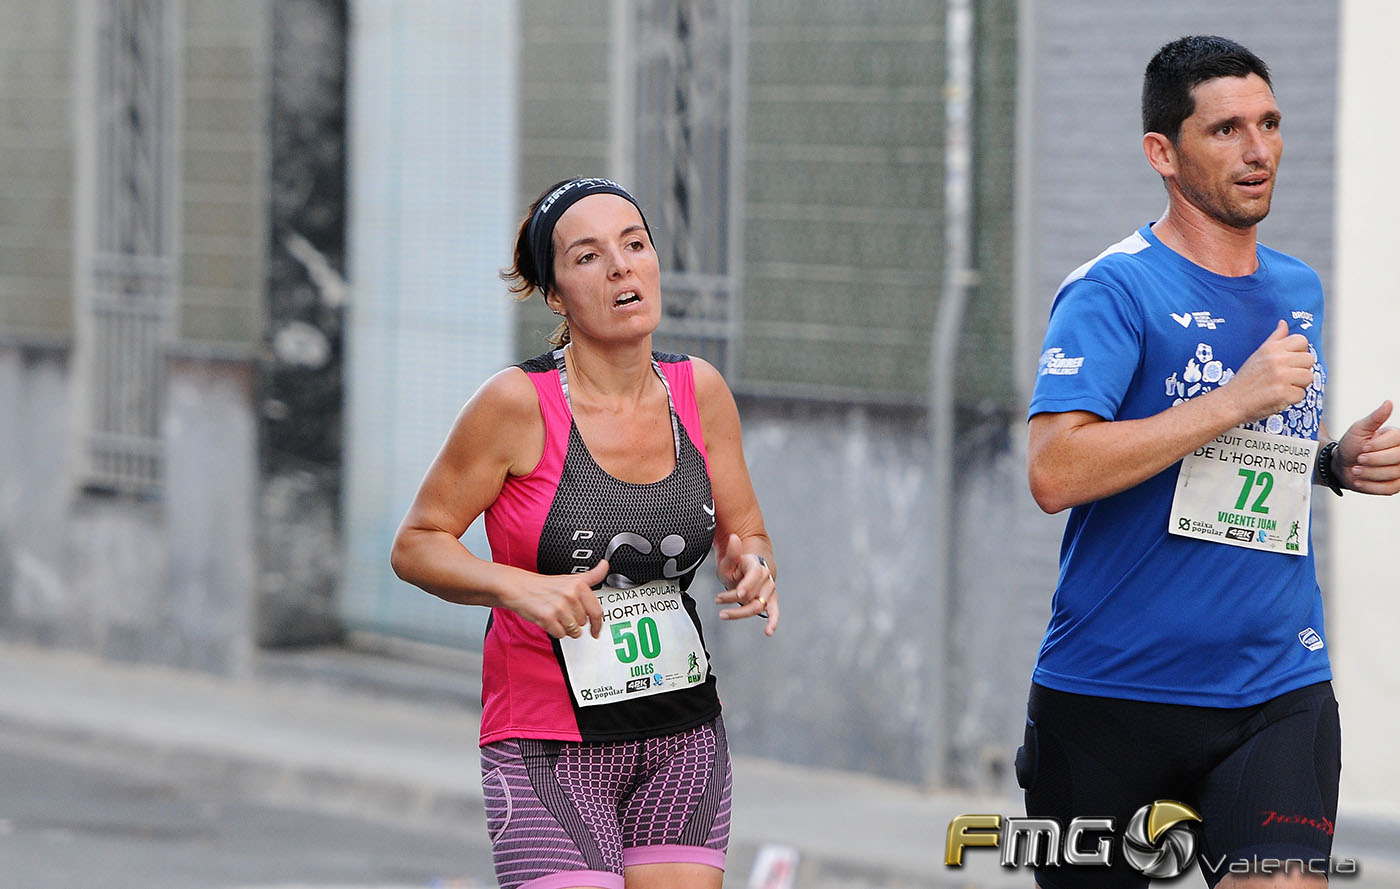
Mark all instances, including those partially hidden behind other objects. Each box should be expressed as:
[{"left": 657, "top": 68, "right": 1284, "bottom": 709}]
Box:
[{"left": 543, "top": 288, "right": 564, "bottom": 316}]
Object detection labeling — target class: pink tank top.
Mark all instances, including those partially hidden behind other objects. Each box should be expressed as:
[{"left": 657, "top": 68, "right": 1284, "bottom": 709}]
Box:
[{"left": 480, "top": 350, "right": 720, "bottom": 744}]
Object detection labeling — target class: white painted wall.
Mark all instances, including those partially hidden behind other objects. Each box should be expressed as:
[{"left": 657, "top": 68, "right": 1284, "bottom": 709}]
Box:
[
  {"left": 1330, "top": 0, "right": 1400, "bottom": 818},
  {"left": 342, "top": 0, "right": 518, "bottom": 647}
]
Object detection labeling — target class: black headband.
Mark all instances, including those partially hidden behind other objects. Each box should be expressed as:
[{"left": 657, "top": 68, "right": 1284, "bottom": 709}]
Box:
[{"left": 526, "top": 178, "right": 651, "bottom": 293}]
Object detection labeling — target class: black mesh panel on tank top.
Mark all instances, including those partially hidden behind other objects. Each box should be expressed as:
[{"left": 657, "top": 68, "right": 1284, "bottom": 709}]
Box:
[{"left": 535, "top": 354, "right": 722, "bottom": 741}]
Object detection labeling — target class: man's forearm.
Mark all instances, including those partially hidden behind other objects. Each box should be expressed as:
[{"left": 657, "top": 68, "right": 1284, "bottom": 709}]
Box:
[{"left": 1028, "top": 387, "right": 1257, "bottom": 513}]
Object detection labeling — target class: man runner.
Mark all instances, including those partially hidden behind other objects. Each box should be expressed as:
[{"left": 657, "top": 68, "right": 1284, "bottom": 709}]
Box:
[{"left": 1020, "top": 35, "right": 1400, "bottom": 889}]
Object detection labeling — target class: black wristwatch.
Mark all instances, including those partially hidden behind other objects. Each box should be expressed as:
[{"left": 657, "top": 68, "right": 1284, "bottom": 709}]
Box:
[{"left": 1316, "top": 440, "right": 1344, "bottom": 497}]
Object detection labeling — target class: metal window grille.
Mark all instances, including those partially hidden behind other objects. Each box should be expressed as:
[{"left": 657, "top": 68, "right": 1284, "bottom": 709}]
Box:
[
  {"left": 629, "top": 1, "right": 735, "bottom": 371},
  {"left": 84, "top": 0, "right": 174, "bottom": 495}
]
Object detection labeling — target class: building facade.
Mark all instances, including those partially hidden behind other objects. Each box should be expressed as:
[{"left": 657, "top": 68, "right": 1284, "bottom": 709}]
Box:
[
  {"left": 3, "top": 0, "right": 1390, "bottom": 807},
  {"left": 0, "top": 0, "right": 346, "bottom": 670}
]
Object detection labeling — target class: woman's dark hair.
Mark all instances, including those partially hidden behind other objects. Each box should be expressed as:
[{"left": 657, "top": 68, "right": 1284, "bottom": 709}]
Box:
[
  {"left": 1142, "top": 36, "right": 1272, "bottom": 144},
  {"left": 501, "top": 178, "right": 575, "bottom": 347}
]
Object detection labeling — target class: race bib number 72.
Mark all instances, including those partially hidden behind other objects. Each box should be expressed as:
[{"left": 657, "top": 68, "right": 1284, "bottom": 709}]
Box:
[{"left": 1169, "top": 428, "right": 1317, "bottom": 555}]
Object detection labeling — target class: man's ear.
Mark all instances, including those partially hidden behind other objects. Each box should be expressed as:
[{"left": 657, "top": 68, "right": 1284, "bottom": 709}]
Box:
[{"left": 1143, "top": 132, "right": 1176, "bottom": 179}]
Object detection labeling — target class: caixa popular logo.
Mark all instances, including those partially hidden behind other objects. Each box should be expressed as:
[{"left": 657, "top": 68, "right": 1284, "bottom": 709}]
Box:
[{"left": 946, "top": 801, "right": 1201, "bottom": 878}]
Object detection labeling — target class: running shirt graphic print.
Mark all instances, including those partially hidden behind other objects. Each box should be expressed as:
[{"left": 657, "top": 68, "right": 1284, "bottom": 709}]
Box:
[
  {"left": 479, "top": 351, "right": 722, "bottom": 744},
  {"left": 1163, "top": 337, "right": 1325, "bottom": 439}
]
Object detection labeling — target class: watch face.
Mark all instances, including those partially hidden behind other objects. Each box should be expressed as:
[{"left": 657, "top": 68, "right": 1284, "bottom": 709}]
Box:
[{"left": 1319, "top": 441, "right": 1342, "bottom": 495}]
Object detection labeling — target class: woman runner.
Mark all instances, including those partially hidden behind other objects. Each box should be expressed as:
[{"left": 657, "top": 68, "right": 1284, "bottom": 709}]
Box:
[{"left": 391, "top": 177, "right": 779, "bottom": 889}]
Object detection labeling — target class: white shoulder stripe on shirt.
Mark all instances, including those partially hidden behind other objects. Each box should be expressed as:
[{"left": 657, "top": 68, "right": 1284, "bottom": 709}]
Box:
[{"left": 1055, "top": 230, "right": 1152, "bottom": 294}]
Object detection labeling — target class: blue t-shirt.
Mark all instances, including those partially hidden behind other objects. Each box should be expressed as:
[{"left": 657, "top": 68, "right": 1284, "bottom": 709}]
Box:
[{"left": 1027, "top": 224, "right": 1332, "bottom": 707}]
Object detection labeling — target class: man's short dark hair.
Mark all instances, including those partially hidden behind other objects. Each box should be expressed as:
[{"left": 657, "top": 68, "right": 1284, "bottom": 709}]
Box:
[{"left": 1142, "top": 36, "right": 1272, "bottom": 143}]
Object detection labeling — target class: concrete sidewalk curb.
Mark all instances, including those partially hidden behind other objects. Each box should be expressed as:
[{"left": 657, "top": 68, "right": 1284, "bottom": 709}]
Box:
[
  {"left": 0, "top": 643, "right": 993, "bottom": 887},
  {"left": 2, "top": 642, "right": 1397, "bottom": 889},
  {"left": 0, "top": 717, "right": 488, "bottom": 833}
]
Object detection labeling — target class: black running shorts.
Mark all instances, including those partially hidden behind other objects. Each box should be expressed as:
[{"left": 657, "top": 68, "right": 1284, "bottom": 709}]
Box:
[{"left": 1017, "top": 681, "right": 1340, "bottom": 889}]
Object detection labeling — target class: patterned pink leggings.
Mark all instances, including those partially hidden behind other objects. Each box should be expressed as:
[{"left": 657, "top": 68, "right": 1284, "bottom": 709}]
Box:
[{"left": 480, "top": 717, "right": 731, "bottom": 889}]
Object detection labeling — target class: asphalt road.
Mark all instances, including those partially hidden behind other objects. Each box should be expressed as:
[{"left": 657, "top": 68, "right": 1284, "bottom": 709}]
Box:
[
  {"left": 0, "top": 738, "right": 497, "bottom": 889},
  {"left": 4, "top": 724, "right": 1396, "bottom": 889}
]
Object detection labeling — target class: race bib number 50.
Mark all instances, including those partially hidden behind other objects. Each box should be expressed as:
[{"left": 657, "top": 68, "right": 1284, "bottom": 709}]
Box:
[
  {"left": 558, "top": 579, "right": 709, "bottom": 707},
  {"left": 1169, "top": 427, "right": 1317, "bottom": 555}
]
